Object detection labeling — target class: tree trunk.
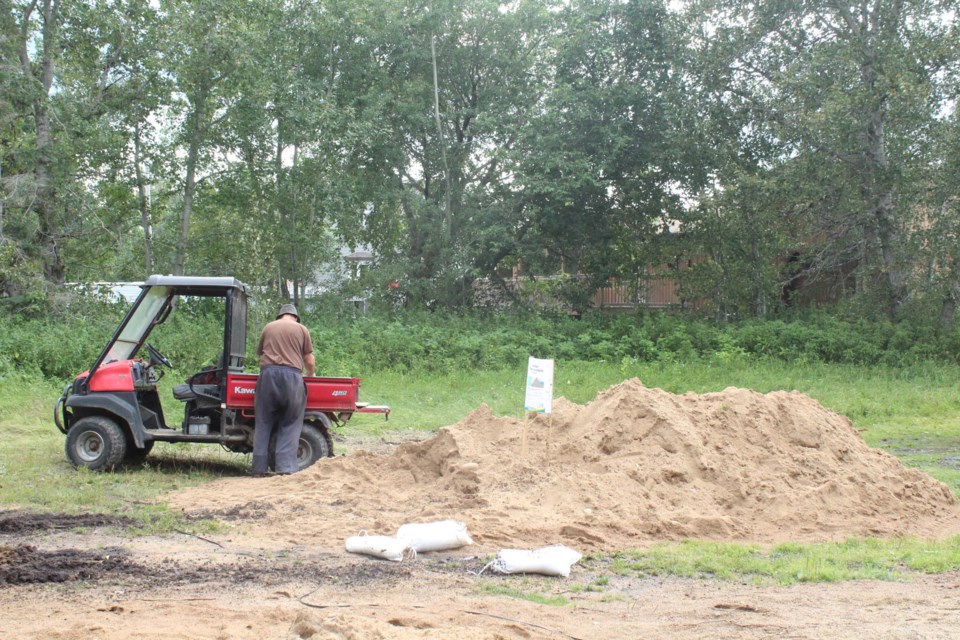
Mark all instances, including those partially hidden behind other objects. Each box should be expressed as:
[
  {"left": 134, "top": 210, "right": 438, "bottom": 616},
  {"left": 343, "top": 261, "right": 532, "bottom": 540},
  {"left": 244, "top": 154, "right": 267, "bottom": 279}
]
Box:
[
  {"left": 18, "top": 0, "right": 65, "bottom": 285},
  {"left": 34, "top": 108, "right": 64, "bottom": 283},
  {"left": 865, "top": 100, "right": 907, "bottom": 318},
  {"left": 172, "top": 86, "right": 209, "bottom": 276},
  {"left": 939, "top": 281, "right": 960, "bottom": 331},
  {"left": 133, "top": 124, "right": 153, "bottom": 274},
  {"left": 0, "top": 164, "right": 5, "bottom": 242},
  {"left": 274, "top": 110, "right": 289, "bottom": 300},
  {"left": 742, "top": 205, "right": 767, "bottom": 317},
  {"left": 855, "top": 2, "right": 909, "bottom": 320},
  {"left": 430, "top": 34, "right": 453, "bottom": 242},
  {"left": 172, "top": 140, "right": 198, "bottom": 276}
]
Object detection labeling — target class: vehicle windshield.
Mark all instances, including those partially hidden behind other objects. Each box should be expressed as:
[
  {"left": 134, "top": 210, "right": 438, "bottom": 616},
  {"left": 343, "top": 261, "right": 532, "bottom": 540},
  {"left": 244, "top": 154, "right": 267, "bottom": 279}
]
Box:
[
  {"left": 228, "top": 291, "right": 247, "bottom": 370},
  {"left": 104, "top": 286, "right": 172, "bottom": 363}
]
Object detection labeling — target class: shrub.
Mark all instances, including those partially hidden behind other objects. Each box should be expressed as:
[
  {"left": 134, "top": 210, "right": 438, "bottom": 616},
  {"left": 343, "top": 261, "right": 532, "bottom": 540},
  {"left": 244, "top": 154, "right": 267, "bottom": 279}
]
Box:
[{"left": 3, "top": 297, "right": 958, "bottom": 382}]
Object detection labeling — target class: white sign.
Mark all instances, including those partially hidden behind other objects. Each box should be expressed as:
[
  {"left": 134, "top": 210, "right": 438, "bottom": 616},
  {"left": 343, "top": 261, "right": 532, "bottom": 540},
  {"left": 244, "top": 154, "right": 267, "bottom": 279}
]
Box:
[{"left": 524, "top": 357, "right": 555, "bottom": 413}]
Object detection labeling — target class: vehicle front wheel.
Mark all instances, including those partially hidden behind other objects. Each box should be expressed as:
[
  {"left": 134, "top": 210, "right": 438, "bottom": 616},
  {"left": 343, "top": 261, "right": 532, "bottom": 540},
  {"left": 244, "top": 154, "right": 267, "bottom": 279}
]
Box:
[{"left": 66, "top": 416, "right": 127, "bottom": 471}]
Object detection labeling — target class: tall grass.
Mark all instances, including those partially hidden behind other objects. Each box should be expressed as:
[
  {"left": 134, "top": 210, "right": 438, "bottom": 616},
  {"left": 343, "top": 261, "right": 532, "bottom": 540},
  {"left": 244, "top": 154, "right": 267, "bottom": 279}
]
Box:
[{"left": 3, "top": 302, "right": 960, "bottom": 381}]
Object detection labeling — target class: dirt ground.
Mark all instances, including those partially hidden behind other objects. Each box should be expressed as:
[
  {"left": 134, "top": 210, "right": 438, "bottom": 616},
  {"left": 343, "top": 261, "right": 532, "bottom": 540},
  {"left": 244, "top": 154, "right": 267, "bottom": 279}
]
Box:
[
  {"left": 3, "top": 509, "right": 960, "bottom": 640},
  {"left": 4, "top": 381, "right": 960, "bottom": 639}
]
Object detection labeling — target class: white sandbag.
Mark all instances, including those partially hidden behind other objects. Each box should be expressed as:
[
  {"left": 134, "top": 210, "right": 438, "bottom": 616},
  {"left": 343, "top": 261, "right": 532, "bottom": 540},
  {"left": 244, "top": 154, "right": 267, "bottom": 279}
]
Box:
[
  {"left": 486, "top": 544, "right": 582, "bottom": 577},
  {"left": 345, "top": 533, "right": 413, "bottom": 562},
  {"left": 396, "top": 519, "right": 474, "bottom": 552}
]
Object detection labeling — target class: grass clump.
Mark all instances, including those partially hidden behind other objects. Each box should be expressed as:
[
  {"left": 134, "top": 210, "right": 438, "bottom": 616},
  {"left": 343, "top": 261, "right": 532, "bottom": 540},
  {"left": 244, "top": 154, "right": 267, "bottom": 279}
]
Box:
[
  {"left": 477, "top": 582, "right": 570, "bottom": 606},
  {"left": 609, "top": 537, "right": 960, "bottom": 585}
]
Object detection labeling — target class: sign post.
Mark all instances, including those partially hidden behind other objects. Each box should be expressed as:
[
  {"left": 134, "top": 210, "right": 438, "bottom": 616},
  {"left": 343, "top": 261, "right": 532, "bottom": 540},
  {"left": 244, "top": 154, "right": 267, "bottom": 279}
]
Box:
[{"left": 523, "top": 357, "right": 554, "bottom": 459}]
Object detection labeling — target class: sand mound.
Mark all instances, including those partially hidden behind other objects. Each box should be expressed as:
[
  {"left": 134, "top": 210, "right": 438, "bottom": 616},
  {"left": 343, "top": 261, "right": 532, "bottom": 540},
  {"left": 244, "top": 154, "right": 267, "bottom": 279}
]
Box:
[{"left": 170, "top": 379, "right": 960, "bottom": 550}]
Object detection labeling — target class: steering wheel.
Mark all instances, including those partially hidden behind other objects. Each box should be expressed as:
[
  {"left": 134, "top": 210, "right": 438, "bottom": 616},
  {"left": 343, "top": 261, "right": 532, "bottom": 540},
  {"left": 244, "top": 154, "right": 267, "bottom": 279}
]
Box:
[{"left": 146, "top": 343, "right": 174, "bottom": 369}]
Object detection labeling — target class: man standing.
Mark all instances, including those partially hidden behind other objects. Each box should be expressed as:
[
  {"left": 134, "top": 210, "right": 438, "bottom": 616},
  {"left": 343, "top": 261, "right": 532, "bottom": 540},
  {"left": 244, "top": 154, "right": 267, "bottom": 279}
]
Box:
[{"left": 252, "top": 303, "right": 316, "bottom": 476}]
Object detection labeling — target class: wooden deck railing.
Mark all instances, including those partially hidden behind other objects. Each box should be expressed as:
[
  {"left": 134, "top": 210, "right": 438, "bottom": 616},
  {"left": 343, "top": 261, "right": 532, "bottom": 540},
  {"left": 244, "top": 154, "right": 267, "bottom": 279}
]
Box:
[{"left": 592, "top": 276, "right": 683, "bottom": 309}]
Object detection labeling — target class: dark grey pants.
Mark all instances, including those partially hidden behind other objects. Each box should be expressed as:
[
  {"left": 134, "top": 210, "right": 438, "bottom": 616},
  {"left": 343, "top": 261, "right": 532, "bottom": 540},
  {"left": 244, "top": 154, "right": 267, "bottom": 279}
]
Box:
[{"left": 253, "top": 366, "right": 306, "bottom": 474}]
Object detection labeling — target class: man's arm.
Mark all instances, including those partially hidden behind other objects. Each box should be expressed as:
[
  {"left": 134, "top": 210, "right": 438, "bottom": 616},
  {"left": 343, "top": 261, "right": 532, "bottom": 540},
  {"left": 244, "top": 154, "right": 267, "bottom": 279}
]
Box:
[
  {"left": 302, "top": 327, "right": 315, "bottom": 376},
  {"left": 304, "top": 352, "right": 316, "bottom": 377}
]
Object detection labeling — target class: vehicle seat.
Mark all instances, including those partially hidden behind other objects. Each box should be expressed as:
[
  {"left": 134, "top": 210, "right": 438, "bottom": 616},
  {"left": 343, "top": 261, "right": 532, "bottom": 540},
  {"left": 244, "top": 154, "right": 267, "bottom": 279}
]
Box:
[{"left": 173, "top": 383, "right": 220, "bottom": 402}]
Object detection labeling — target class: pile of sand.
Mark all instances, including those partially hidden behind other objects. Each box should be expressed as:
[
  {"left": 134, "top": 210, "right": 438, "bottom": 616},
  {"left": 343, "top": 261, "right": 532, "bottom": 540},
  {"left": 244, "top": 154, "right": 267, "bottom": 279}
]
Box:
[{"left": 171, "top": 379, "right": 960, "bottom": 549}]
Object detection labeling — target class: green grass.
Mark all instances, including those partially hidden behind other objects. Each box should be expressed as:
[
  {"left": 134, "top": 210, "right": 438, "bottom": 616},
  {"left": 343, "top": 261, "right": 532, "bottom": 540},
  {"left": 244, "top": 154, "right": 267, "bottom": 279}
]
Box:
[
  {"left": 477, "top": 582, "right": 571, "bottom": 606},
  {"left": 360, "top": 358, "right": 960, "bottom": 427},
  {"left": 0, "top": 374, "right": 243, "bottom": 531},
  {"left": 603, "top": 536, "right": 960, "bottom": 585},
  {"left": 4, "top": 358, "right": 960, "bottom": 574}
]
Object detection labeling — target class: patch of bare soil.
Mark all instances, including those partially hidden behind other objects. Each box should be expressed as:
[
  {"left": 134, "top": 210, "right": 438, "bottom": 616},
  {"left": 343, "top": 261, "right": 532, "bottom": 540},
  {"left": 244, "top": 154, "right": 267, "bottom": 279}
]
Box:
[
  {"left": 4, "top": 380, "right": 960, "bottom": 639},
  {"left": 3, "top": 524, "right": 960, "bottom": 640},
  {"left": 0, "top": 510, "right": 136, "bottom": 533},
  {"left": 0, "top": 544, "right": 130, "bottom": 584}
]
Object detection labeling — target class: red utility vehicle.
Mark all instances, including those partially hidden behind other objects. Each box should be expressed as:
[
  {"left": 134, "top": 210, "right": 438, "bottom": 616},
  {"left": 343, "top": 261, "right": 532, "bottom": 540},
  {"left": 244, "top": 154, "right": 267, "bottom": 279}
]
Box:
[{"left": 54, "top": 275, "right": 388, "bottom": 471}]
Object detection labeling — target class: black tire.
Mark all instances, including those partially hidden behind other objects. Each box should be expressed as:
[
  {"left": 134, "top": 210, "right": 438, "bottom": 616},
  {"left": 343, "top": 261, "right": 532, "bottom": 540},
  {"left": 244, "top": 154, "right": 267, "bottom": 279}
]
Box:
[
  {"left": 269, "top": 423, "right": 332, "bottom": 472},
  {"left": 124, "top": 440, "right": 155, "bottom": 464},
  {"left": 65, "top": 416, "right": 127, "bottom": 471}
]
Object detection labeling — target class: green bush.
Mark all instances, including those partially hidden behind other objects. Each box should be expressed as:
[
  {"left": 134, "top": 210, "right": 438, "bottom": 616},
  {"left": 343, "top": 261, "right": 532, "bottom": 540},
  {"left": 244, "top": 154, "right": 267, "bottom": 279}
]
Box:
[
  {"left": 0, "top": 296, "right": 227, "bottom": 380},
  {"left": 3, "top": 296, "right": 958, "bottom": 382}
]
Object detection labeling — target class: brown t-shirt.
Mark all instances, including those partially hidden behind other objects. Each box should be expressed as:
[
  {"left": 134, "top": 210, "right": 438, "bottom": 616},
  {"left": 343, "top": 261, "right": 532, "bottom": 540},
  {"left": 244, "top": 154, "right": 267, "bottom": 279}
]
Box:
[{"left": 257, "top": 319, "right": 313, "bottom": 371}]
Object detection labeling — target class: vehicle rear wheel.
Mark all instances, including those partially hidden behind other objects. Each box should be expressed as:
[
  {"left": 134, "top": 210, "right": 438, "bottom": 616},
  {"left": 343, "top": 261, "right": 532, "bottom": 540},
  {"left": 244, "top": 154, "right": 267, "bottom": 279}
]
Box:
[
  {"left": 269, "top": 423, "right": 332, "bottom": 472},
  {"left": 296, "top": 423, "right": 332, "bottom": 469},
  {"left": 66, "top": 416, "right": 127, "bottom": 471}
]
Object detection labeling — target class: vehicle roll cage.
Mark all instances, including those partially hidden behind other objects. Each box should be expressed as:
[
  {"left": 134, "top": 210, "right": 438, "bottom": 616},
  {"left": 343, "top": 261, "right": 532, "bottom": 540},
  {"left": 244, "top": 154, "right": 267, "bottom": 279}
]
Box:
[{"left": 82, "top": 275, "right": 249, "bottom": 393}]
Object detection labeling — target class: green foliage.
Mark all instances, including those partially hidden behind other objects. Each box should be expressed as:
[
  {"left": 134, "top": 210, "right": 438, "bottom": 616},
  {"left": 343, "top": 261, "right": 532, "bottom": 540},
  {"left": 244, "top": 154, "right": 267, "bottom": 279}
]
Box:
[
  {"left": 731, "top": 316, "right": 949, "bottom": 366},
  {"left": 5, "top": 0, "right": 957, "bottom": 316},
  {"left": 0, "top": 292, "right": 227, "bottom": 380},
  {"left": 331, "top": 308, "right": 959, "bottom": 373},
  {"left": 687, "top": 0, "right": 960, "bottom": 320},
  {"left": 4, "top": 297, "right": 959, "bottom": 383}
]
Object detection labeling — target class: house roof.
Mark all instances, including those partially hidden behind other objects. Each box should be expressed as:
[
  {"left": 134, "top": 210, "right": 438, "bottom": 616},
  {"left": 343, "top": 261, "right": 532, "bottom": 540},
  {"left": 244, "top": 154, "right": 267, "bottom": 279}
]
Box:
[{"left": 344, "top": 250, "right": 374, "bottom": 262}]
